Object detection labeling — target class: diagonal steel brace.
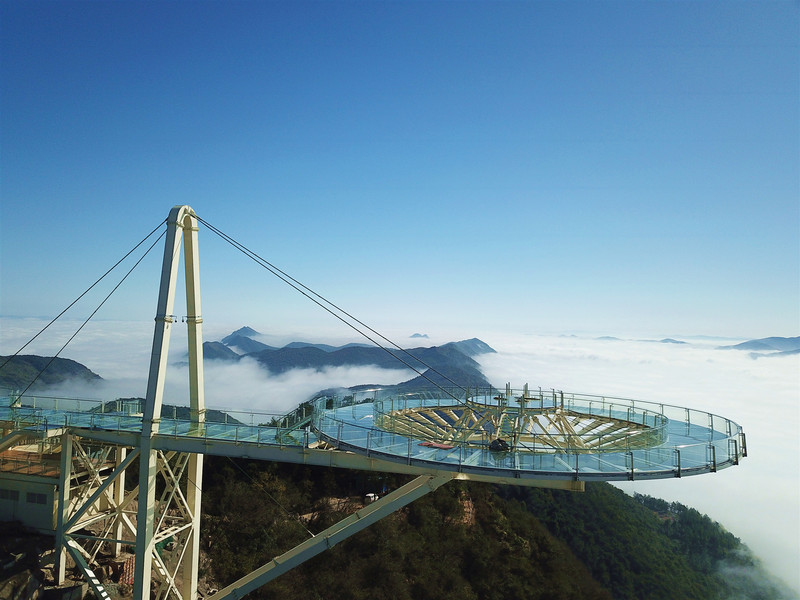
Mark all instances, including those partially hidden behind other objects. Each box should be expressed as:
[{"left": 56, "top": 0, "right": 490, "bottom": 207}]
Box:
[{"left": 207, "top": 473, "right": 453, "bottom": 600}]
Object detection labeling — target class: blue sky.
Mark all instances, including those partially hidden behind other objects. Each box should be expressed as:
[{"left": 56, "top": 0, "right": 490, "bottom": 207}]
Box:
[{"left": 1, "top": 0, "right": 798, "bottom": 340}]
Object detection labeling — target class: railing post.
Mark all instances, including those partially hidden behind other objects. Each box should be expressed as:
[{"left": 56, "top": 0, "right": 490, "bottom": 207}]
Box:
[
  {"left": 740, "top": 431, "right": 747, "bottom": 457},
  {"left": 730, "top": 439, "right": 739, "bottom": 466},
  {"left": 708, "top": 443, "right": 717, "bottom": 472}
]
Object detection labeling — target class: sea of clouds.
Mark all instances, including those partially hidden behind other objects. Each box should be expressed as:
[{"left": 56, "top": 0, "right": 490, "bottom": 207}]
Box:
[
  {"left": 1, "top": 318, "right": 797, "bottom": 593},
  {"left": 0, "top": 318, "right": 416, "bottom": 418},
  {"left": 476, "top": 333, "right": 799, "bottom": 595}
]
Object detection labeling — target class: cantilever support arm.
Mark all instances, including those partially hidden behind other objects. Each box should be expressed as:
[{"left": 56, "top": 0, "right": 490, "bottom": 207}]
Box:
[{"left": 206, "top": 473, "right": 453, "bottom": 600}]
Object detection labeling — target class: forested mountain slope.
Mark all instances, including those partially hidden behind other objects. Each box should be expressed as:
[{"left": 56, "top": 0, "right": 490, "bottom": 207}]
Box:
[
  {"left": 0, "top": 355, "right": 102, "bottom": 390},
  {"left": 200, "top": 459, "right": 794, "bottom": 600}
]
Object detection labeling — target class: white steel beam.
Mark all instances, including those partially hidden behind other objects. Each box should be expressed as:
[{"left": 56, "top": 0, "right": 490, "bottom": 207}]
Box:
[
  {"left": 182, "top": 207, "right": 205, "bottom": 600},
  {"left": 65, "top": 540, "right": 112, "bottom": 600},
  {"left": 112, "top": 446, "right": 127, "bottom": 557},
  {"left": 207, "top": 474, "right": 454, "bottom": 600},
  {"left": 143, "top": 206, "right": 187, "bottom": 436},
  {"left": 55, "top": 432, "right": 73, "bottom": 585},
  {"left": 183, "top": 452, "right": 203, "bottom": 600},
  {"left": 135, "top": 206, "right": 207, "bottom": 600},
  {"left": 63, "top": 448, "right": 139, "bottom": 531}
]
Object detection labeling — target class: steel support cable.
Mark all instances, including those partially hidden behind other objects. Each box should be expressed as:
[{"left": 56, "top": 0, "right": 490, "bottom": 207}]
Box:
[
  {"left": 13, "top": 229, "right": 167, "bottom": 400},
  {"left": 0, "top": 218, "right": 168, "bottom": 372},
  {"left": 225, "top": 456, "right": 316, "bottom": 538},
  {"left": 198, "top": 217, "right": 454, "bottom": 390},
  {"left": 194, "top": 216, "right": 470, "bottom": 405},
  {"left": 194, "top": 216, "right": 469, "bottom": 400}
]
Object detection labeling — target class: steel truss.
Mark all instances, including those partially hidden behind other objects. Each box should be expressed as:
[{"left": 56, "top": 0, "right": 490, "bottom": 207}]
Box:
[{"left": 54, "top": 437, "right": 202, "bottom": 600}]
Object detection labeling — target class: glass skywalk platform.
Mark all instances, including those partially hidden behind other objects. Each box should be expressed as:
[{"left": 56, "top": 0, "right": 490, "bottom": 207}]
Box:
[
  {"left": 0, "top": 387, "right": 746, "bottom": 483},
  {"left": 311, "top": 387, "right": 746, "bottom": 481}
]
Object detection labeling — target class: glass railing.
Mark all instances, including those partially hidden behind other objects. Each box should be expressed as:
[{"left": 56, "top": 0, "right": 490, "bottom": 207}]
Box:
[
  {"left": 309, "top": 388, "right": 746, "bottom": 480},
  {"left": 0, "top": 394, "right": 310, "bottom": 448},
  {"left": 1, "top": 389, "right": 746, "bottom": 481}
]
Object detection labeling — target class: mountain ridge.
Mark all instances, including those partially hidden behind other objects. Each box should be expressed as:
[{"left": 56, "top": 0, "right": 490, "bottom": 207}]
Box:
[
  {"left": 717, "top": 336, "right": 800, "bottom": 357},
  {"left": 202, "top": 327, "right": 496, "bottom": 388},
  {"left": 0, "top": 355, "right": 102, "bottom": 390},
  {"left": 201, "top": 460, "right": 796, "bottom": 600}
]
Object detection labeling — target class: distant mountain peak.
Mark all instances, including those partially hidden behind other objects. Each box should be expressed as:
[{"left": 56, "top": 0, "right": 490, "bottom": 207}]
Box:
[
  {"left": 442, "top": 338, "right": 496, "bottom": 357},
  {"left": 410, "top": 333, "right": 429, "bottom": 338},
  {"left": 223, "top": 326, "right": 259, "bottom": 341},
  {"left": 717, "top": 336, "right": 800, "bottom": 355}
]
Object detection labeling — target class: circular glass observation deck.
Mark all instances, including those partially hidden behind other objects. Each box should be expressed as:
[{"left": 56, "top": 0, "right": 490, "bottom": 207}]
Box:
[{"left": 311, "top": 387, "right": 747, "bottom": 482}]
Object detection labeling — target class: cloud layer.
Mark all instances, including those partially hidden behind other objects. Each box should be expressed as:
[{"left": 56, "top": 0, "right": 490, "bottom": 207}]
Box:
[{"left": 477, "top": 333, "right": 799, "bottom": 593}]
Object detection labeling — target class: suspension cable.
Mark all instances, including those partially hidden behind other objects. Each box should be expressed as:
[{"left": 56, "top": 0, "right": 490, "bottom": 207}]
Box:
[
  {"left": 195, "top": 216, "right": 471, "bottom": 404},
  {"left": 11, "top": 228, "right": 167, "bottom": 398},
  {"left": 0, "top": 218, "right": 167, "bottom": 372},
  {"left": 225, "top": 457, "right": 316, "bottom": 538}
]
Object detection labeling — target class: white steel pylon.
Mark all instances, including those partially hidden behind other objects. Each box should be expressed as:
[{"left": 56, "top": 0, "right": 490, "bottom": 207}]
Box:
[
  {"left": 53, "top": 206, "right": 205, "bottom": 600},
  {"left": 133, "top": 205, "right": 206, "bottom": 600}
]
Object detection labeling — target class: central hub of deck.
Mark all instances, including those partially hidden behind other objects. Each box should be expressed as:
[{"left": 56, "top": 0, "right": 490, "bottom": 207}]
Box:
[{"left": 374, "top": 395, "right": 669, "bottom": 453}]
